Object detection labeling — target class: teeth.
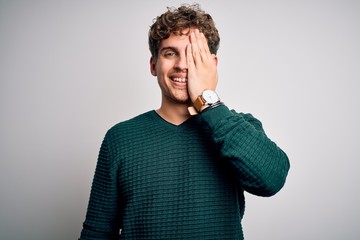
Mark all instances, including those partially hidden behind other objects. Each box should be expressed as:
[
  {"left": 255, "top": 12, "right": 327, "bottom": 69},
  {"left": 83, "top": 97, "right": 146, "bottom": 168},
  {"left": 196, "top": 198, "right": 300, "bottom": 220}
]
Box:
[{"left": 173, "top": 77, "right": 187, "bottom": 82}]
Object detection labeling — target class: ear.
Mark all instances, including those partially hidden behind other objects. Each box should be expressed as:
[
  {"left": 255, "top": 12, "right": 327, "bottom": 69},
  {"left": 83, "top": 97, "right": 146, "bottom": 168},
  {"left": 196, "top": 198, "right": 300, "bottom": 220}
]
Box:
[
  {"left": 150, "top": 57, "right": 157, "bottom": 76},
  {"left": 212, "top": 54, "right": 218, "bottom": 66}
]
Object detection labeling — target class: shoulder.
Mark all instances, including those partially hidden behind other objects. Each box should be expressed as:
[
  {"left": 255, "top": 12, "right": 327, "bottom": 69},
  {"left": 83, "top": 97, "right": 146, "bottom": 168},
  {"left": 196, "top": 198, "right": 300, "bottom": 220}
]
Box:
[
  {"left": 105, "top": 110, "right": 155, "bottom": 139},
  {"left": 98, "top": 111, "right": 156, "bottom": 158}
]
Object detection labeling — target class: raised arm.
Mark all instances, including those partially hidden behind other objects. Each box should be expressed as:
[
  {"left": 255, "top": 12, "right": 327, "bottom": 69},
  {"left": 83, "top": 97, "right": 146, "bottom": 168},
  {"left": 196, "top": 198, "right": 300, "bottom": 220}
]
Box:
[{"left": 187, "top": 29, "right": 289, "bottom": 196}]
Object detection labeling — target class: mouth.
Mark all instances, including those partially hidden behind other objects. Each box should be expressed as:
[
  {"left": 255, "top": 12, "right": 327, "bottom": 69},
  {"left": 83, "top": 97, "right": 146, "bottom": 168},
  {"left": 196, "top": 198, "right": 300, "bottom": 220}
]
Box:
[{"left": 172, "top": 77, "right": 187, "bottom": 83}]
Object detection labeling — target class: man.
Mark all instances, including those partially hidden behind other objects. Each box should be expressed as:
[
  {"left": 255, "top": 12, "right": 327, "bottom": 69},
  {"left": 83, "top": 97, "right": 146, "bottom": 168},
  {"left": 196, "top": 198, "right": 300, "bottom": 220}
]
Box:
[{"left": 80, "top": 4, "right": 290, "bottom": 239}]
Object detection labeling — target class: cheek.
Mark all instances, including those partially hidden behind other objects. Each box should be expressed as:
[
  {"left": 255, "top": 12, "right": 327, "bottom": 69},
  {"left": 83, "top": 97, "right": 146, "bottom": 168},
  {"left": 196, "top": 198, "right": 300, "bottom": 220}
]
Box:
[{"left": 157, "top": 60, "right": 174, "bottom": 75}]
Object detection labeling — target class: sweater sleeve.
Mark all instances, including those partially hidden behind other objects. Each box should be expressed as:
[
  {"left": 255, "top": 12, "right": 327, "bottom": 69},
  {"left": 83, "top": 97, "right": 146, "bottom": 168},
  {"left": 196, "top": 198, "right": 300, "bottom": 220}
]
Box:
[
  {"left": 201, "top": 105, "right": 290, "bottom": 197},
  {"left": 80, "top": 134, "right": 121, "bottom": 239}
]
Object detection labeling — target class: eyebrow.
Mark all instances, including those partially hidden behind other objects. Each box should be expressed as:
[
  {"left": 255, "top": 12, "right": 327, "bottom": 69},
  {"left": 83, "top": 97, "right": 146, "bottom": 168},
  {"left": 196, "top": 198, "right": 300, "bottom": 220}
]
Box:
[{"left": 159, "top": 46, "right": 179, "bottom": 54}]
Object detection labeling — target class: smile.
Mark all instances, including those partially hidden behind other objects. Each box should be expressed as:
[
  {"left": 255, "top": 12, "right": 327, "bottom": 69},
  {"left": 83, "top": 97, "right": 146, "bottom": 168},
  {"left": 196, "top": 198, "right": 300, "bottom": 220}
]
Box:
[{"left": 172, "top": 77, "right": 187, "bottom": 83}]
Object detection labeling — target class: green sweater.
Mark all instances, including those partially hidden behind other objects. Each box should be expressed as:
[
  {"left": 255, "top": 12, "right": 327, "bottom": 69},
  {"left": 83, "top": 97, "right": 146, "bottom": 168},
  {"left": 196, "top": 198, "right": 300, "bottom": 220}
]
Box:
[{"left": 80, "top": 105, "right": 289, "bottom": 239}]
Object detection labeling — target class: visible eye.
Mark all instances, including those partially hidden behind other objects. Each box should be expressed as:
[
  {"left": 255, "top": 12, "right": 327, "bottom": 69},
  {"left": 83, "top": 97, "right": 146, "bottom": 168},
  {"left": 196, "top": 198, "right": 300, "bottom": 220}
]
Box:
[{"left": 164, "top": 52, "right": 177, "bottom": 57}]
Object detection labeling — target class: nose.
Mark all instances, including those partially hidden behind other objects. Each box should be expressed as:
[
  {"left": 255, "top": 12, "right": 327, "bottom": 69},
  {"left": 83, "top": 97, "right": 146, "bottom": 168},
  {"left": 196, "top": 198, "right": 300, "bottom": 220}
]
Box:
[{"left": 174, "top": 53, "right": 188, "bottom": 71}]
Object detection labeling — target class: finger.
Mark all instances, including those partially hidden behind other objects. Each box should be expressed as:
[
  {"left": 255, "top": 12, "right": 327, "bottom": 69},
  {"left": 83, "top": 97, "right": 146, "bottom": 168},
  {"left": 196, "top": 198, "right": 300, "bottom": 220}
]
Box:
[
  {"left": 201, "top": 32, "right": 211, "bottom": 57},
  {"left": 196, "top": 30, "right": 207, "bottom": 61},
  {"left": 186, "top": 43, "right": 195, "bottom": 69},
  {"left": 195, "top": 30, "right": 211, "bottom": 63},
  {"left": 190, "top": 31, "right": 201, "bottom": 65},
  {"left": 198, "top": 31, "right": 213, "bottom": 64}
]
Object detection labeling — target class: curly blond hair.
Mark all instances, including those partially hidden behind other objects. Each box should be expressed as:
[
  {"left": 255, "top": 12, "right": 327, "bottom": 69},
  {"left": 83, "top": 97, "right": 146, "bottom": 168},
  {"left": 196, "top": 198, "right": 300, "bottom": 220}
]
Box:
[{"left": 148, "top": 3, "right": 220, "bottom": 59}]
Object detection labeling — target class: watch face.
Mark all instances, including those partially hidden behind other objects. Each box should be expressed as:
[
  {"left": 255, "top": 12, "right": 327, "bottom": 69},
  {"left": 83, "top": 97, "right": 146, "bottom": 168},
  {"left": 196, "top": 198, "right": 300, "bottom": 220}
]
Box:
[{"left": 202, "top": 90, "right": 219, "bottom": 104}]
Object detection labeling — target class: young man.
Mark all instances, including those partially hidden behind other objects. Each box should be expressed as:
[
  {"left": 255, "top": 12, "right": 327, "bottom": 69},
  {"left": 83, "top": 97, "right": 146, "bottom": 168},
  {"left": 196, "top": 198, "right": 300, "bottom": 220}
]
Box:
[{"left": 80, "top": 4, "right": 290, "bottom": 239}]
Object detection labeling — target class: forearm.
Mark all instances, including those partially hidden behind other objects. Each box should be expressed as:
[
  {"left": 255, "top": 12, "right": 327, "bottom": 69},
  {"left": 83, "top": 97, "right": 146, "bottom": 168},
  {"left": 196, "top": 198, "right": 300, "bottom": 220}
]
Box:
[{"left": 201, "top": 105, "right": 290, "bottom": 196}]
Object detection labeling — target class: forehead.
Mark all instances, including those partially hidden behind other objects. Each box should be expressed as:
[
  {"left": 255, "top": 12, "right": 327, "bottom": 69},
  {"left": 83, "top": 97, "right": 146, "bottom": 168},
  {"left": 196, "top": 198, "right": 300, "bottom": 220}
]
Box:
[{"left": 159, "top": 32, "right": 191, "bottom": 50}]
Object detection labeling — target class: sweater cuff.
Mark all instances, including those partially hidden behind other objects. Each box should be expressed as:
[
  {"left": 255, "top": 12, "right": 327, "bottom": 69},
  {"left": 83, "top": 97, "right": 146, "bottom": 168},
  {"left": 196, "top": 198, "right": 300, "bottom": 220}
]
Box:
[{"left": 200, "top": 104, "right": 233, "bottom": 129}]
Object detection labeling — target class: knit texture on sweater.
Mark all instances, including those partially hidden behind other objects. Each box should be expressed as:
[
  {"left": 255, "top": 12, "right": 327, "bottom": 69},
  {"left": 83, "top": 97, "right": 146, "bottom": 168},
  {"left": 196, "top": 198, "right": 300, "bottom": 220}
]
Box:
[{"left": 80, "top": 105, "right": 289, "bottom": 239}]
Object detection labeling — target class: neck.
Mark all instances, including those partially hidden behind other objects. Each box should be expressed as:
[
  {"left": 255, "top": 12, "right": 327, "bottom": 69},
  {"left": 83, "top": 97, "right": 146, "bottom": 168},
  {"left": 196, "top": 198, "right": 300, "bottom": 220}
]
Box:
[{"left": 156, "top": 99, "right": 192, "bottom": 126}]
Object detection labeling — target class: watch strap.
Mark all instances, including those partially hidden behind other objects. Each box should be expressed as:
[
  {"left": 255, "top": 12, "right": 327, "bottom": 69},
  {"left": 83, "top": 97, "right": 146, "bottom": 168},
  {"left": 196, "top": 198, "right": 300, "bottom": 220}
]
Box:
[{"left": 193, "top": 95, "right": 206, "bottom": 112}]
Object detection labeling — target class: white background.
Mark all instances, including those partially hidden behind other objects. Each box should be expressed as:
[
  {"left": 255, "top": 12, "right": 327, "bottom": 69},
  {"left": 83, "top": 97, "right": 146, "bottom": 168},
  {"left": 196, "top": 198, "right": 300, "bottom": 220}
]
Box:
[{"left": 1, "top": 0, "right": 359, "bottom": 239}]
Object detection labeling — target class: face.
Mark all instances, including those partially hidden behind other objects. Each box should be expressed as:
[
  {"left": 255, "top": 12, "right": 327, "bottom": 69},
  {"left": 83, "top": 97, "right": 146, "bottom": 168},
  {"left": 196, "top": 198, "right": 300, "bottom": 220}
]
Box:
[{"left": 150, "top": 32, "right": 191, "bottom": 105}]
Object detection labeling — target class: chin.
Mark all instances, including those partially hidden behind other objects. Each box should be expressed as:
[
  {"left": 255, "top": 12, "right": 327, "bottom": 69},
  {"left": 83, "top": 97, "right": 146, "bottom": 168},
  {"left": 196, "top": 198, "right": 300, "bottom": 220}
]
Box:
[
  {"left": 173, "top": 96, "right": 191, "bottom": 104},
  {"left": 170, "top": 91, "right": 189, "bottom": 102}
]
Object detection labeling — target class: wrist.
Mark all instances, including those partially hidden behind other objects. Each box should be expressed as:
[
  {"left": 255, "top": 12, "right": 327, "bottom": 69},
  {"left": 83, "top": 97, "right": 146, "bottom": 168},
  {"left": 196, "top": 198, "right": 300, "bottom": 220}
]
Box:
[{"left": 200, "top": 101, "right": 224, "bottom": 113}]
